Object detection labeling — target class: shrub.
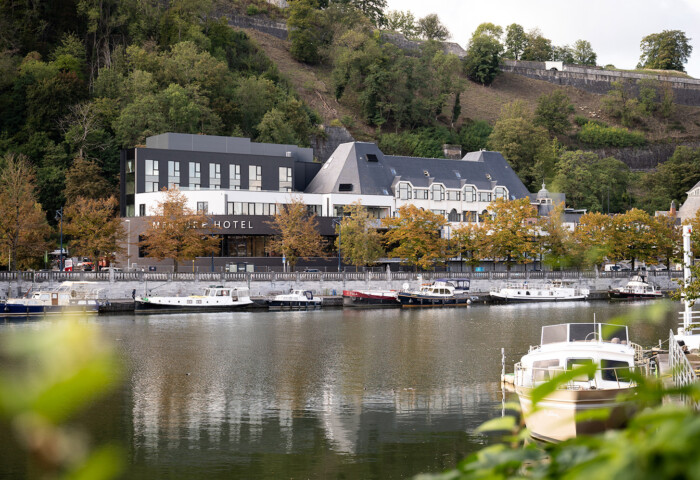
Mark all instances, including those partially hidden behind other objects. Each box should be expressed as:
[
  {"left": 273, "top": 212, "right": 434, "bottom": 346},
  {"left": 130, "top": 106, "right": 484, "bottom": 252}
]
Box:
[
  {"left": 246, "top": 5, "right": 259, "bottom": 15},
  {"left": 577, "top": 122, "right": 646, "bottom": 147},
  {"left": 574, "top": 115, "right": 606, "bottom": 127}
]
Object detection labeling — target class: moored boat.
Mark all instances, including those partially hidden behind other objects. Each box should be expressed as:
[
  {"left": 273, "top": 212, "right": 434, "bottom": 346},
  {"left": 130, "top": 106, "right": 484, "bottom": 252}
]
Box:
[
  {"left": 397, "top": 280, "right": 471, "bottom": 307},
  {"left": 490, "top": 280, "right": 589, "bottom": 302},
  {"left": 4, "top": 281, "right": 104, "bottom": 316},
  {"left": 268, "top": 289, "right": 322, "bottom": 310},
  {"left": 608, "top": 274, "right": 663, "bottom": 300},
  {"left": 514, "top": 322, "right": 645, "bottom": 442},
  {"left": 342, "top": 289, "right": 399, "bottom": 308},
  {"left": 135, "top": 285, "right": 252, "bottom": 312}
]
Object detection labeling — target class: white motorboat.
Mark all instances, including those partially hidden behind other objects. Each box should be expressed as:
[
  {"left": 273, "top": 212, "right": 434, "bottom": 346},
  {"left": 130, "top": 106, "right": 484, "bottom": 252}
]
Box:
[
  {"left": 397, "top": 280, "right": 472, "bottom": 307},
  {"left": 268, "top": 289, "right": 322, "bottom": 310},
  {"left": 608, "top": 274, "right": 663, "bottom": 300},
  {"left": 4, "top": 281, "right": 105, "bottom": 315},
  {"left": 490, "top": 280, "right": 589, "bottom": 302},
  {"left": 514, "top": 322, "right": 645, "bottom": 442},
  {"left": 135, "top": 285, "right": 252, "bottom": 312}
]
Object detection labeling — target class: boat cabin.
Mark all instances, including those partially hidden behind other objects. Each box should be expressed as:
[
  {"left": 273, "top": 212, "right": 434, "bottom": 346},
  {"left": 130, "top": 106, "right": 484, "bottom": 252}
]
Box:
[
  {"left": 202, "top": 286, "right": 249, "bottom": 300},
  {"left": 419, "top": 282, "right": 455, "bottom": 297},
  {"left": 436, "top": 278, "right": 470, "bottom": 293}
]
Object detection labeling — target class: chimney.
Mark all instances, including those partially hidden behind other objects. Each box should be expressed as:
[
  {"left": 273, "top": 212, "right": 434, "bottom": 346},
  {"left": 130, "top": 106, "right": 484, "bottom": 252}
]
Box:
[
  {"left": 670, "top": 200, "right": 677, "bottom": 217},
  {"left": 443, "top": 144, "right": 462, "bottom": 160}
]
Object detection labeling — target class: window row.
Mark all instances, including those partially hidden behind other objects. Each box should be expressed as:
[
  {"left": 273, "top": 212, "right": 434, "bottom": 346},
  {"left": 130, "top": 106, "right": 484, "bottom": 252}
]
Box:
[
  {"left": 144, "top": 160, "right": 292, "bottom": 192},
  {"left": 395, "top": 183, "right": 508, "bottom": 202}
]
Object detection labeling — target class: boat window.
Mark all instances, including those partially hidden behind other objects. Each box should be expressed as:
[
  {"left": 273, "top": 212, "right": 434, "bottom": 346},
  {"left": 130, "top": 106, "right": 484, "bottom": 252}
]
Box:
[
  {"left": 601, "top": 359, "right": 631, "bottom": 382},
  {"left": 601, "top": 325, "right": 628, "bottom": 343},
  {"left": 533, "top": 359, "right": 561, "bottom": 381},
  {"left": 566, "top": 358, "right": 595, "bottom": 381},
  {"left": 222, "top": 290, "right": 229, "bottom": 296},
  {"left": 570, "top": 323, "right": 598, "bottom": 342}
]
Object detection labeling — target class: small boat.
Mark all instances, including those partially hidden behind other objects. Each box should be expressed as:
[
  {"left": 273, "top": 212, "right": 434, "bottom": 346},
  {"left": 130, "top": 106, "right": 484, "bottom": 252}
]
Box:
[
  {"left": 135, "top": 285, "right": 252, "bottom": 312},
  {"left": 4, "top": 281, "right": 104, "bottom": 316},
  {"left": 514, "top": 322, "right": 645, "bottom": 442},
  {"left": 397, "top": 280, "right": 471, "bottom": 307},
  {"left": 608, "top": 274, "right": 663, "bottom": 299},
  {"left": 268, "top": 289, "right": 322, "bottom": 310},
  {"left": 342, "top": 289, "right": 399, "bottom": 308},
  {"left": 490, "top": 280, "right": 589, "bottom": 302}
]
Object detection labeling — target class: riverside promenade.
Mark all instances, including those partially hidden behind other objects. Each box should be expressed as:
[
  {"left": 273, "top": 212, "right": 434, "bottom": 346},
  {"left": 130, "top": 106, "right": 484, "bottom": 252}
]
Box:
[{"left": 0, "top": 270, "right": 683, "bottom": 300}]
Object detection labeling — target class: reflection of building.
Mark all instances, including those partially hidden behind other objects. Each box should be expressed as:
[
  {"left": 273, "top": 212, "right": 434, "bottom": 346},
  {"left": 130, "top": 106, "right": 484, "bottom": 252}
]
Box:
[{"left": 120, "top": 133, "right": 532, "bottom": 270}]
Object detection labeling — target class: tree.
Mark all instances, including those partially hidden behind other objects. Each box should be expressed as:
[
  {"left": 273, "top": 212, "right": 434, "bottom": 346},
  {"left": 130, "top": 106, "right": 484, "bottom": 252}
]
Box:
[
  {"left": 351, "top": 0, "right": 387, "bottom": 28},
  {"left": 552, "top": 45, "right": 575, "bottom": 63},
  {"left": 534, "top": 89, "right": 573, "bottom": 134},
  {"left": 0, "top": 153, "right": 50, "bottom": 270},
  {"left": 64, "top": 196, "right": 125, "bottom": 267},
  {"left": 464, "top": 34, "right": 502, "bottom": 85},
  {"left": 451, "top": 223, "right": 486, "bottom": 272},
  {"left": 536, "top": 202, "right": 573, "bottom": 269},
  {"left": 572, "top": 212, "right": 613, "bottom": 268},
  {"left": 384, "top": 10, "right": 417, "bottom": 38},
  {"left": 472, "top": 22, "right": 502, "bottom": 40},
  {"left": 481, "top": 198, "right": 538, "bottom": 270},
  {"left": 64, "top": 157, "right": 114, "bottom": 203},
  {"left": 638, "top": 30, "right": 693, "bottom": 72},
  {"left": 503, "top": 23, "right": 526, "bottom": 60},
  {"left": 335, "top": 202, "right": 384, "bottom": 268},
  {"left": 416, "top": 14, "right": 449, "bottom": 41},
  {"left": 138, "top": 188, "right": 221, "bottom": 272},
  {"left": 601, "top": 80, "right": 641, "bottom": 127},
  {"left": 652, "top": 214, "right": 680, "bottom": 270},
  {"left": 288, "top": 0, "right": 323, "bottom": 64},
  {"left": 266, "top": 197, "right": 324, "bottom": 270},
  {"left": 382, "top": 205, "right": 446, "bottom": 270},
  {"left": 609, "top": 208, "right": 658, "bottom": 269},
  {"left": 572, "top": 39, "right": 597, "bottom": 65},
  {"left": 521, "top": 29, "right": 553, "bottom": 61}
]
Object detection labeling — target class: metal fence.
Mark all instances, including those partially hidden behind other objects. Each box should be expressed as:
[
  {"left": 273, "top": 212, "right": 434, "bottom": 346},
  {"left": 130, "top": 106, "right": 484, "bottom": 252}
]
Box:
[
  {"left": 669, "top": 329, "right": 700, "bottom": 409},
  {"left": 0, "top": 269, "right": 683, "bottom": 283}
]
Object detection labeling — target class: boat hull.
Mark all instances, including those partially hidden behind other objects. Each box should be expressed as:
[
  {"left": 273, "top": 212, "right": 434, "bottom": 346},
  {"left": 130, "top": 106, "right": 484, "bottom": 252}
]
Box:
[
  {"left": 490, "top": 293, "right": 588, "bottom": 302},
  {"left": 515, "top": 385, "right": 636, "bottom": 442},
  {"left": 608, "top": 290, "right": 663, "bottom": 300},
  {"left": 342, "top": 290, "right": 399, "bottom": 308},
  {"left": 134, "top": 300, "right": 253, "bottom": 313},
  {"left": 268, "top": 300, "right": 321, "bottom": 310},
  {"left": 397, "top": 293, "right": 471, "bottom": 307},
  {"left": 3, "top": 302, "right": 99, "bottom": 316}
]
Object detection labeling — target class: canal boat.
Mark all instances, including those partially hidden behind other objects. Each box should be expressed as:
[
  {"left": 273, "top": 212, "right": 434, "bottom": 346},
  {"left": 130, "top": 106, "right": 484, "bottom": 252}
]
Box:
[
  {"left": 342, "top": 289, "right": 400, "bottom": 308},
  {"left": 514, "top": 322, "right": 644, "bottom": 442},
  {"left": 268, "top": 289, "right": 322, "bottom": 310},
  {"left": 4, "top": 281, "right": 104, "bottom": 316},
  {"left": 490, "top": 280, "right": 589, "bottom": 302},
  {"left": 608, "top": 274, "right": 663, "bottom": 300},
  {"left": 135, "top": 285, "right": 253, "bottom": 312},
  {"left": 397, "top": 281, "right": 471, "bottom": 307}
]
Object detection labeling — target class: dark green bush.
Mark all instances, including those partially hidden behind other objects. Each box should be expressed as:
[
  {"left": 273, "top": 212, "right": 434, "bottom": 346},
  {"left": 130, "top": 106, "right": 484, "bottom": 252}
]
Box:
[
  {"left": 574, "top": 115, "right": 606, "bottom": 127},
  {"left": 577, "top": 122, "right": 646, "bottom": 147}
]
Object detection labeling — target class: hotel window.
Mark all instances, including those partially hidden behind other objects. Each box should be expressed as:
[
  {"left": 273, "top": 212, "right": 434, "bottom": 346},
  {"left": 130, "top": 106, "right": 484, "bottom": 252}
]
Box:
[
  {"left": 463, "top": 211, "right": 477, "bottom": 222},
  {"left": 139, "top": 204, "right": 146, "bottom": 216},
  {"left": 249, "top": 165, "right": 261, "bottom": 191},
  {"left": 414, "top": 189, "right": 428, "bottom": 200},
  {"left": 495, "top": 186, "right": 507, "bottom": 200},
  {"left": 463, "top": 186, "right": 476, "bottom": 202},
  {"left": 167, "top": 161, "right": 180, "bottom": 188},
  {"left": 210, "top": 163, "right": 221, "bottom": 189},
  {"left": 478, "top": 192, "right": 492, "bottom": 202},
  {"left": 447, "top": 190, "right": 460, "bottom": 201},
  {"left": 189, "top": 162, "right": 201, "bottom": 190},
  {"left": 230, "top": 164, "right": 240, "bottom": 190},
  {"left": 431, "top": 184, "right": 444, "bottom": 201},
  {"left": 197, "top": 202, "right": 208, "bottom": 214},
  {"left": 431, "top": 209, "right": 446, "bottom": 218},
  {"left": 397, "top": 183, "right": 412, "bottom": 200},
  {"left": 279, "top": 167, "right": 292, "bottom": 192},
  {"left": 307, "top": 205, "right": 322, "bottom": 215},
  {"left": 145, "top": 159, "right": 159, "bottom": 192}
]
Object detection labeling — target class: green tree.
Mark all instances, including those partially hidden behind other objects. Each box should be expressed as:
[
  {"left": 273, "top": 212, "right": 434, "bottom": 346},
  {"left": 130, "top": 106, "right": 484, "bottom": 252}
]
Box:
[
  {"left": 534, "top": 89, "right": 573, "bottom": 134},
  {"left": 335, "top": 202, "right": 384, "bottom": 268},
  {"left": 351, "top": 0, "right": 387, "bottom": 28},
  {"left": 638, "top": 29, "right": 693, "bottom": 72},
  {"left": 464, "top": 34, "right": 502, "bottom": 85},
  {"left": 416, "top": 13, "right": 449, "bottom": 41},
  {"left": 637, "top": 78, "right": 659, "bottom": 116},
  {"left": 266, "top": 197, "right": 324, "bottom": 270},
  {"left": 609, "top": 208, "right": 658, "bottom": 269},
  {"left": 384, "top": 10, "right": 417, "bottom": 38},
  {"left": 503, "top": 23, "right": 526, "bottom": 60},
  {"left": 472, "top": 22, "right": 502, "bottom": 40},
  {"left": 572, "top": 39, "right": 597, "bottom": 65},
  {"left": 635, "top": 145, "right": 700, "bottom": 213},
  {"left": 481, "top": 197, "right": 538, "bottom": 270},
  {"left": 536, "top": 201, "right": 573, "bottom": 269},
  {"left": 602, "top": 80, "right": 642, "bottom": 127},
  {"left": 288, "top": 0, "right": 323, "bottom": 64},
  {"left": 460, "top": 120, "right": 492, "bottom": 152},
  {"left": 382, "top": 204, "right": 447, "bottom": 270},
  {"left": 552, "top": 44, "right": 575, "bottom": 63},
  {"left": 521, "top": 29, "right": 553, "bottom": 61}
]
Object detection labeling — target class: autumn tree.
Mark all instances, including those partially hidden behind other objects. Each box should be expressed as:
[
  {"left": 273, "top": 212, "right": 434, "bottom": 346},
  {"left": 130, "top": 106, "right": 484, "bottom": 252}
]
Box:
[
  {"left": 481, "top": 198, "right": 538, "bottom": 270},
  {"left": 266, "top": 197, "right": 324, "bottom": 270},
  {"left": 335, "top": 202, "right": 384, "bottom": 269},
  {"left": 382, "top": 205, "right": 447, "bottom": 270},
  {"left": 609, "top": 208, "right": 658, "bottom": 269},
  {"left": 0, "top": 153, "right": 51, "bottom": 270},
  {"left": 572, "top": 212, "right": 613, "bottom": 268},
  {"left": 652, "top": 214, "right": 680, "bottom": 270},
  {"left": 138, "top": 188, "right": 220, "bottom": 272},
  {"left": 451, "top": 222, "right": 486, "bottom": 272},
  {"left": 64, "top": 157, "right": 114, "bottom": 203},
  {"left": 536, "top": 202, "right": 573, "bottom": 269},
  {"left": 64, "top": 196, "right": 125, "bottom": 267}
]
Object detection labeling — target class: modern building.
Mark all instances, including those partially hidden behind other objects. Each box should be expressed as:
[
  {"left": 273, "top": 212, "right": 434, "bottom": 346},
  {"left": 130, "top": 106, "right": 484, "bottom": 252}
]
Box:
[{"left": 120, "top": 133, "right": 533, "bottom": 271}]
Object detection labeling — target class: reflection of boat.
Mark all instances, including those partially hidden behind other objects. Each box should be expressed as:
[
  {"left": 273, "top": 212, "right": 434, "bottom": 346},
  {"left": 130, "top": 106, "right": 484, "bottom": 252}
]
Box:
[
  {"left": 608, "top": 274, "right": 663, "bottom": 299},
  {"left": 490, "top": 280, "right": 589, "bottom": 302},
  {"left": 397, "top": 280, "right": 471, "bottom": 307},
  {"left": 342, "top": 289, "right": 399, "bottom": 308},
  {"left": 135, "top": 285, "right": 252, "bottom": 312},
  {"left": 4, "top": 281, "right": 104, "bottom": 315},
  {"left": 514, "top": 322, "right": 643, "bottom": 442},
  {"left": 268, "top": 289, "right": 322, "bottom": 310}
]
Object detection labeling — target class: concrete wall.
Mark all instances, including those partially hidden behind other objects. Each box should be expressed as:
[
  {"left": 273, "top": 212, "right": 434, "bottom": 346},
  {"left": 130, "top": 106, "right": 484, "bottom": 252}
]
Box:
[{"left": 501, "top": 60, "right": 700, "bottom": 107}]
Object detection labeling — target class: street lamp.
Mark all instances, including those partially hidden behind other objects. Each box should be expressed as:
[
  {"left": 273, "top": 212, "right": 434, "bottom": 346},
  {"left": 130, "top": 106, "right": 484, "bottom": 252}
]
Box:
[
  {"left": 55, "top": 208, "right": 63, "bottom": 271},
  {"left": 125, "top": 219, "right": 131, "bottom": 270}
]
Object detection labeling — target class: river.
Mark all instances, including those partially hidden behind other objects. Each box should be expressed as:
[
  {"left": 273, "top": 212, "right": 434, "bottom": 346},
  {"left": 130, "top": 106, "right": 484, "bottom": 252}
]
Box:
[{"left": 0, "top": 301, "right": 678, "bottom": 479}]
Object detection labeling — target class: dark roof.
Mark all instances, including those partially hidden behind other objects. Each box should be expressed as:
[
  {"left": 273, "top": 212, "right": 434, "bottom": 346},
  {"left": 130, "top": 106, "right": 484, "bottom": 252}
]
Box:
[{"left": 305, "top": 143, "right": 530, "bottom": 198}]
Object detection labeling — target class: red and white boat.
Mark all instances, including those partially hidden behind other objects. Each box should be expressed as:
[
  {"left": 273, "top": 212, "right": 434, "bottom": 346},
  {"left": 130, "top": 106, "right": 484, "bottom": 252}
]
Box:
[{"left": 342, "top": 289, "right": 400, "bottom": 308}]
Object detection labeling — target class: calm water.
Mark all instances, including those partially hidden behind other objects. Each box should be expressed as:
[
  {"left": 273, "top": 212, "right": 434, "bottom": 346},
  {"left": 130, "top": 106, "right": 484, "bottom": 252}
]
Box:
[{"left": 0, "top": 301, "right": 677, "bottom": 479}]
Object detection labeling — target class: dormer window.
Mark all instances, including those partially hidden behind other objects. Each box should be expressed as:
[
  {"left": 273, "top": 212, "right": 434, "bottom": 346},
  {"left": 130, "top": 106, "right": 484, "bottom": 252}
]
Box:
[
  {"left": 463, "top": 186, "right": 476, "bottom": 202},
  {"left": 397, "top": 182, "right": 412, "bottom": 200},
  {"left": 339, "top": 183, "right": 353, "bottom": 192},
  {"left": 366, "top": 154, "right": 378, "bottom": 162},
  {"left": 494, "top": 186, "right": 507, "bottom": 200},
  {"left": 431, "top": 184, "right": 445, "bottom": 201}
]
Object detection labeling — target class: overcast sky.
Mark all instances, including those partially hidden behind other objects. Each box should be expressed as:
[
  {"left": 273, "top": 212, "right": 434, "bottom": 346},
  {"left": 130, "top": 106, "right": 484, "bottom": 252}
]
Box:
[{"left": 386, "top": 0, "right": 700, "bottom": 78}]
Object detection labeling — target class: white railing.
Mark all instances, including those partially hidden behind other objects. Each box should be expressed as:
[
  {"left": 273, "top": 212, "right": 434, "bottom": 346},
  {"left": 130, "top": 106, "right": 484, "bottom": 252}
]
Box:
[{"left": 669, "top": 329, "right": 699, "bottom": 409}]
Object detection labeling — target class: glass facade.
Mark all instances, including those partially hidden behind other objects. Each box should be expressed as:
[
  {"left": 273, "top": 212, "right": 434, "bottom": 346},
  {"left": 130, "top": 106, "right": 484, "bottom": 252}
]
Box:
[
  {"left": 210, "top": 163, "right": 221, "bottom": 189},
  {"left": 279, "top": 167, "right": 292, "bottom": 192},
  {"left": 168, "top": 161, "right": 180, "bottom": 188},
  {"left": 223, "top": 235, "right": 268, "bottom": 257},
  {"left": 230, "top": 164, "right": 240, "bottom": 190},
  {"left": 249, "top": 165, "right": 261, "bottom": 191},
  {"left": 145, "top": 159, "right": 159, "bottom": 192},
  {"left": 189, "top": 162, "right": 201, "bottom": 190}
]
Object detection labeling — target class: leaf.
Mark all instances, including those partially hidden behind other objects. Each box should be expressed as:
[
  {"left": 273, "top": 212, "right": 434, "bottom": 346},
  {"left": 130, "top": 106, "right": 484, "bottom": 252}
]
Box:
[{"left": 476, "top": 415, "right": 517, "bottom": 433}]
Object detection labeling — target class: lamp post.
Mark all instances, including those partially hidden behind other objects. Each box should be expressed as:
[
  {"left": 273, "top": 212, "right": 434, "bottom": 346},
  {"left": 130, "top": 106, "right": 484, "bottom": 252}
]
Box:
[
  {"left": 125, "top": 219, "right": 131, "bottom": 270},
  {"left": 55, "top": 208, "right": 63, "bottom": 271},
  {"left": 333, "top": 217, "right": 342, "bottom": 272}
]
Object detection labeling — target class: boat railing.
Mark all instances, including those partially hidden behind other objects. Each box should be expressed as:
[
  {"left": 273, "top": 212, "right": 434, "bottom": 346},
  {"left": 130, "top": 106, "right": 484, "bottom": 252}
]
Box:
[
  {"left": 515, "top": 363, "right": 642, "bottom": 390},
  {"left": 668, "top": 329, "right": 700, "bottom": 409}
]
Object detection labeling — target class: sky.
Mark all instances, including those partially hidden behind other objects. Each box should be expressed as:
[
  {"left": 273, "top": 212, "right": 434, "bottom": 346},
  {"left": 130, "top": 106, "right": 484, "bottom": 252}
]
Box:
[{"left": 385, "top": 0, "right": 700, "bottom": 78}]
